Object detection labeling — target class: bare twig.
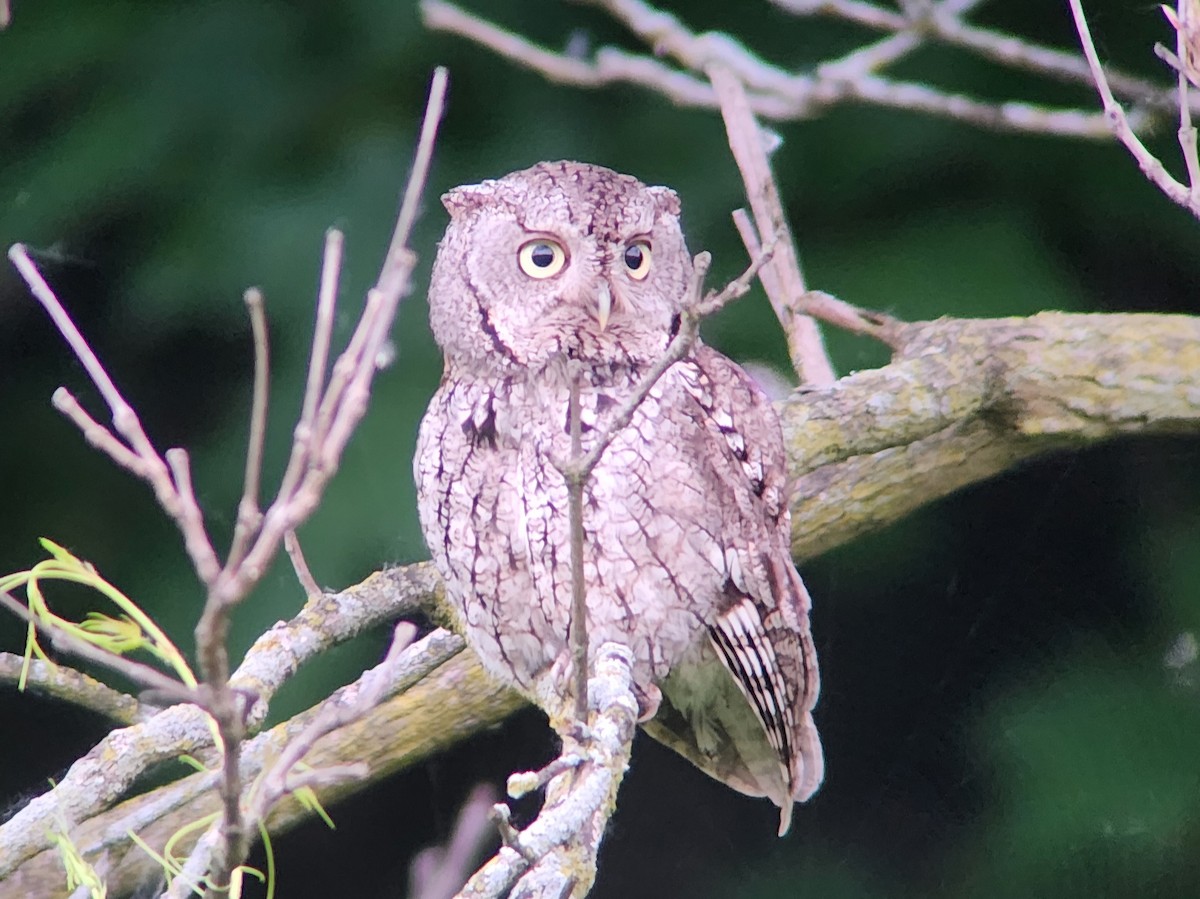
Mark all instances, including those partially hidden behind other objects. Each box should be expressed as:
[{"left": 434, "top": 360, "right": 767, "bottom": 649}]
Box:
[
  {"left": 564, "top": 371, "right": 590, "bottom": 723},
  {"left": 48, "top": 389, "right": 146, "bottom": 476},
  {"left": 247, "top": 622, "right": 418, "bottom": 823},
  {"left": 304, "top": 231, "right": 343, "bottom": 435},
  {"left": 271, "top": 229, "right": 344, "bottom": 515},
  {"left": 1069, "top": 0, "right": 1200, "bottom": 218},
  {"left": 227, "top": 288, "right": 270, "bottom": 571},
  {"left": 188, "top": 66, "right": 450, "bottom": 890},
  {"left": 410, "top": 784, "right": 500, "bottom": 899},
  {"left": 283, "top": 530, "right": 322, "bottom": 598},
  {"left": 553, "top": 244, "right": 772, "bottom": 494},
  {"left": 771, "top": 0, "right": 907, "bottom": 31},
  {"left": 3, "top": 66, "right": 452, "bottom": 895},
  {"left": 7, "top": 246, "right": 223, "bottom": 586},
  {"left": 708, "top": 63, "right": 836, "bottom": 384},
  {"left": 1167, "top": 0, "right": 1200, "bottom": 199},
  {"left": 506, "top": 755, "right": 583, "bottom": 799},
  {"left": 422, "top": 0, "right": 1136, "bottom": 138},
  {"left": 784, "top": 0, "right": 1187, "bottom": 116}
]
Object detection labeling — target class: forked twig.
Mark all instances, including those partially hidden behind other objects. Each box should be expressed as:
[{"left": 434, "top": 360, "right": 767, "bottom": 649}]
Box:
[
  {"left": 708, "top": 63, "right": 836, "bottom": 384},
  {"left": 1069, "top": 0, "right": 1200, "bottom": 219}
]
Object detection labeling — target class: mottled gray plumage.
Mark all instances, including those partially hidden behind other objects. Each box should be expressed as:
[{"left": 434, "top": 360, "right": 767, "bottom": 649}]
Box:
[{"left": 414, "top": 161, "right": 822, "bottom": 833}]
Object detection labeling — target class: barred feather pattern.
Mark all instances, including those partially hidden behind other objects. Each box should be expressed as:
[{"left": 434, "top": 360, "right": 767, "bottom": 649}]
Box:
[{"left": 414, "top": 161, "right": 823, "bottom": 834}]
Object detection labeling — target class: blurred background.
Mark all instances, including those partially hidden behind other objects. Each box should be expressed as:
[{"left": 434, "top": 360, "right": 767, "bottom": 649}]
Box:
[{"left": 3, "top": 1, "right": 1200, "bottom": 896}]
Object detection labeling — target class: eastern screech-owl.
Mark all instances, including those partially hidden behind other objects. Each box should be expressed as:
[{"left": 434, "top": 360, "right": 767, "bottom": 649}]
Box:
[{"left": 415, "top": 161, "right": 823, "bottom": 833}]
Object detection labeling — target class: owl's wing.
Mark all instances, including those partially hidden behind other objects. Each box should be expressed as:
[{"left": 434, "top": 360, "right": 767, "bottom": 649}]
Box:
[{"left": 641, "top": 345, "right": 823, "bottom": 836}]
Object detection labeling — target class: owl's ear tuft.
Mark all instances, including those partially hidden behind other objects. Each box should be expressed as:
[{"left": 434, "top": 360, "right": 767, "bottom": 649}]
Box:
[
  {"left": 442, "top": 183, "right": 496, "bottom": 218},
  {"left": 647, "top": 186, "right": 681, "bottom": 217}
]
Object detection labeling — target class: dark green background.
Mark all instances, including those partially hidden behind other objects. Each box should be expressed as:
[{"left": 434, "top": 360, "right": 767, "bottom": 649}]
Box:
[{"left": 3, "top": 1, "right": 1200, "bottom": 896}]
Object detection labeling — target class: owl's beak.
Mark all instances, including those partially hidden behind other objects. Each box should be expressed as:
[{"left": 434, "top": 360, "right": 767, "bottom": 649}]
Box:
[{"left": 595, "top": 282, "right": 613, "bottom": 331}]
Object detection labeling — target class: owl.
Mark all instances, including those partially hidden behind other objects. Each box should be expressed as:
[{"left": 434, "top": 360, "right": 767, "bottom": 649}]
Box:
[{"left": 414, "top": 161, "right": 823, "bottom": 834}]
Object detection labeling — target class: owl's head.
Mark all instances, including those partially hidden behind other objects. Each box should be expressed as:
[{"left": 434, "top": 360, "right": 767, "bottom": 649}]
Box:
[{"left": 427, "top": 161, "right": 693, "bottom": 371}]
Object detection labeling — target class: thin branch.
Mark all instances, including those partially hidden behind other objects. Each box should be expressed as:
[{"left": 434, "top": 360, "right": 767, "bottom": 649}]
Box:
[
  {"left": 283, "top": 530, "right": 322, "bottom": 598},
  {"left": 304, "top": 231, "right": 343, "bottom": 432},
  {"left": 410, "top": 785, "right": 500, "bottom": 899},
  {"left": 813, "top": 0, "right": 980, "bottom": 80},
  {"left": 48, "top": 388, "right": 148, "bottom": 477},
  {"left": 386, "top": 66, "right": 450, "bottom": 296},
  {"left": 0, "top": 590, "right": 196, "bottom": 705},
  {"left": 776, "top": 0, "right": 1189, "bottom": 114},
  {"left": 1069, "top": 0, "right": 1200, "bottom": 218},
  {"left": 227, "top": 287, "right": 270, "bottom": 571},
  {"left": 708, "top": 63, "right": 836, "bottom": 384},
  {"left": 163, "top": 448, "right": 215, "bottom": 589},
  {"left": 730, "top": 215, "right": 898, "bottom": 344},
  {"left": 7, "top": 246, "right": 223, "bottom": 586},
  {"left": 186, "top": 67, "right": 450, "bottom": 891},
  {"left": 271, "top": 229, "right": 344, "bottom": 514},
  {"left": 771, "top": 0, "right": 908, "bottom": 31},
  {"left": 247, "top": 622, "right": 418, "bottom": 823},
  {"left": 1168, "top": 0, "right": 1200, "bottom": 198},
  {"left": 553, "top": 244, "right": 773, "bottom": 493},
  {"left": 423, "top": 0, "right": 1132, "bottom": 138},
  {"left": 0, "top": 653, "right": 143, "bottom": 725},
  {"left": 564, "top": 371, "right": 590, "bottom": 723}
]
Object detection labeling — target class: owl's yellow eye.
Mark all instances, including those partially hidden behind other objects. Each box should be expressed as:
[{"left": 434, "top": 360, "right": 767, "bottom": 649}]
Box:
[
  {"left": 518, "top": 239, "right": 567, "bottom": 279},
  {"left": 623, "top": 240, "right": 652, "bottom": 280}
]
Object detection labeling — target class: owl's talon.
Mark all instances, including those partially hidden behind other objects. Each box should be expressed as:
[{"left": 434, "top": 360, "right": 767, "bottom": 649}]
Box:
[
  {"left": 635, "top": 682, "right": 663, "bottom": 723},
  {"left": 563, "top": 720, "right": 592, "bottom": 745}
]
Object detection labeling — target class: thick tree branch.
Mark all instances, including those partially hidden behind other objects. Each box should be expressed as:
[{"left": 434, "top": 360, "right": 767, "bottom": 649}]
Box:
[{"left": 785, "top": 312, "right": 1200, "bottom": 557}]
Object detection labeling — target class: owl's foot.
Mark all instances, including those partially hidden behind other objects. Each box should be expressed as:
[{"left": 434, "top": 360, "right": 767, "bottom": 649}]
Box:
[{"left": 634, "top": 682, "right": 662, "bottom": 723}]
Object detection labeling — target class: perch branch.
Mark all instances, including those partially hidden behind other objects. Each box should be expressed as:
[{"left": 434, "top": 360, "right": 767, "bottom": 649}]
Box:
[
  {"left": 783, "top": 313, "right": 1200, "bottom": 557},
  {"left": 453, "top": 644, "right": 638, "bottom": 899}
]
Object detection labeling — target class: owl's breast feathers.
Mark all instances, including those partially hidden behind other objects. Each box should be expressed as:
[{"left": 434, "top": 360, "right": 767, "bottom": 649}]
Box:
[{"left": 415, "top": 347, "right": 822, "bottom": 834}]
